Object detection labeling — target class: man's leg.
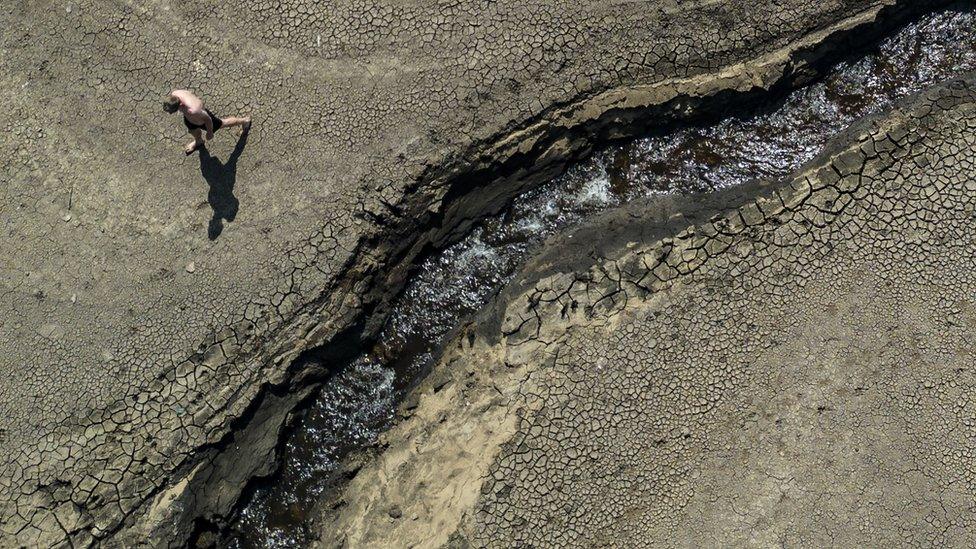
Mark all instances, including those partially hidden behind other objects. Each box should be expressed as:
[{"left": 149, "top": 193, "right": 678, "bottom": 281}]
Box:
[
  {"left": 185, "top": 129, "right": 205, "bottom": 155},
  {"left": 220, "top": 116, "right": 252, "bottom": 131}
]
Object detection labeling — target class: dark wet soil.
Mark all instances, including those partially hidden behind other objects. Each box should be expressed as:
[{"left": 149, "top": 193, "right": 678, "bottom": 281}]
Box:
[{"left": 225, "top": 6, "right": 976, "bottom": 547}]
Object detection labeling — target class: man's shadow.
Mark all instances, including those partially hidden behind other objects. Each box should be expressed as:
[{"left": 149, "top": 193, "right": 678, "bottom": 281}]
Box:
[{"left": 199, "top": 128, "right": 249, "bottom": 240}]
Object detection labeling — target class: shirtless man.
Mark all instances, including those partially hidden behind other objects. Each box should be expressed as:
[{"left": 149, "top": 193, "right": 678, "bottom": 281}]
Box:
[{"left": 163, "top": 90, "right": 251, "bottom": 154}]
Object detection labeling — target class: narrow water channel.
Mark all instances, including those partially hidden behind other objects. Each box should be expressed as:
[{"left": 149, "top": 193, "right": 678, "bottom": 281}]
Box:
[{"left": 226, "top": 6, "right": 976, "bottom": 546}]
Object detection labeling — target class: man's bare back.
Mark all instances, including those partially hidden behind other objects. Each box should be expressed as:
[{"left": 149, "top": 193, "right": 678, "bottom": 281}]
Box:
[{"left": 163, "top": 90, "right": 251, "bottom": 154}]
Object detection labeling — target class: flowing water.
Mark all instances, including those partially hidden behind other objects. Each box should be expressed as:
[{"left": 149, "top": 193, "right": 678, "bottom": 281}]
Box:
[{"left": 225, "top": 6, "right": 976, "bottom": 546}]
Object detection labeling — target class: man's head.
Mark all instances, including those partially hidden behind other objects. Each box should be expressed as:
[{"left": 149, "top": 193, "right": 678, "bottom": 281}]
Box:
[{"left": 162, "top": 95, "right": 180, "bottom": 114}]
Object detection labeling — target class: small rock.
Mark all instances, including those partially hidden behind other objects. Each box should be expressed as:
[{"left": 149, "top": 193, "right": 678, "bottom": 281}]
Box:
[
  {"left": 70, "top": 293, "right": 77, "bottom": 303},
  {"left": 388, "top": 506, "right": 402, "bottom": 519},
  {"left": 185, "top": 262, "right": 196, "bottom": 273},
  {"left": 37, "top": 323, "right": 64, "bottom": 339},
  {"left": 62, "top": 213, "right": 71, "bottom": 222}
]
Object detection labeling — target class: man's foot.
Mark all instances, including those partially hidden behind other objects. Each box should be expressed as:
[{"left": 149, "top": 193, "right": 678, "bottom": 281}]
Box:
[{"left": 184, "top": 141, "right": 202, "bottom": 155}]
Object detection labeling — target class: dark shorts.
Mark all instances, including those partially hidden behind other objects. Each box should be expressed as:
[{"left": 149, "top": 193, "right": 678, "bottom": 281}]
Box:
[{"left": 183, "top": 109, "right": 223, "bottom": 133}]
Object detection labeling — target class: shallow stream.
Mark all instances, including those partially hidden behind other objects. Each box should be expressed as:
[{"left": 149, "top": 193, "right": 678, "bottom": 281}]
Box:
[{"left": 226, "top": 6, "right": 976, "bottom": 546}]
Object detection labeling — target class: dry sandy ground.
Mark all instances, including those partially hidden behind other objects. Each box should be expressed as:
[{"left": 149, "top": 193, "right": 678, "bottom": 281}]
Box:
[{"left": 0, "top": 0, "right": 956, "bottom": 545}]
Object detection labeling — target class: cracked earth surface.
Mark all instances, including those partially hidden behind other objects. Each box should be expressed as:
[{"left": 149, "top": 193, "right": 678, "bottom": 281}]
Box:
[
  {"left": 323, "top": 76, "right": 976, "bottom": 546},
  {"left": 0, "top": 0, "right": 962, "bottom": 545}
]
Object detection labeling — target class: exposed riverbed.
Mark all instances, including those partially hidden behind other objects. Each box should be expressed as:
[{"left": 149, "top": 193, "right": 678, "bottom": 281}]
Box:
[{"left": 225, "top": 6, "right": 976, "bottom": 546}]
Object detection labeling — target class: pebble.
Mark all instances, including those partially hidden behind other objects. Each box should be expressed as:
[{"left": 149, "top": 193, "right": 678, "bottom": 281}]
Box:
[
  {"left": 185, "top": 262, "right": 196, "bottom": 273},
  {"left": 37, "top": 323, "right": 63, "bottom": 339}
]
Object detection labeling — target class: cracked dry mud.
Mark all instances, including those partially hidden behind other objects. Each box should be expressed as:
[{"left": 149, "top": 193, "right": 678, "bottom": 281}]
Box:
[
  {"left": 0, "top": 0, "right": 969, "bottom": 547},
  {"left": 324, "top": 76, "right": 976, "bottom": 546}
]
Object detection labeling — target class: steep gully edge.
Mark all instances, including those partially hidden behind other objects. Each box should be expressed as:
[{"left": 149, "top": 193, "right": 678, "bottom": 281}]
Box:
[{"left": 128, "top": 1, "right": 959, "bottom": 545}]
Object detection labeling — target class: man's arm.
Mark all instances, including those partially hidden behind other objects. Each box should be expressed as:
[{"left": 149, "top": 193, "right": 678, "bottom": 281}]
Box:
[{"left": 202, "top": 112, "right": 215, "bottom": 140}]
